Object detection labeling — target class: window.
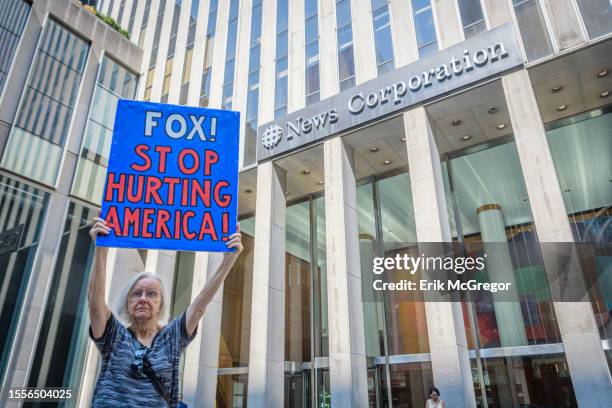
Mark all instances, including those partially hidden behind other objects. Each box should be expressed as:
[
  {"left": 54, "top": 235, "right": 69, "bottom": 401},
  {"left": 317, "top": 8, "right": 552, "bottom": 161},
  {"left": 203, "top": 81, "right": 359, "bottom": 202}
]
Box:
[
  {"left": 336, "top": 0, "right": 355, "bottom": 90},
  {"left": 412, "top": 0, "right": 438, "bottom": 58},
  {"left": 575, "top": 0, "right": 612, "bottom": 39},
  {"left": 179, "top": 0, "right": 201, "bottom": 104},
  {"left": 0, "top": 0, "right": 30, "bottom": 97},
  {"left": 199, "top": 0, "right": 219, "bottom": 107},
  {"left": 371, "top": 0, "right": 394, "bottom": 75},
  {"left": 275, "top": 0, "right": 289, "bottom": 118},
  {"left": 72, "top": 56, "right": 138, "bottom": 204},
  {"left": 244, "top": 0, "right": 263, "bottom": 166},
  {"left": 0, "top": 176, "right": 49, "bottom": 383},
  {"left": 138, "top": 0, "right": 153, "bottom": 48},
  {"left": 305, "top": 0, "right": 320, "bottom": 104},
  {"left": 1, "top": 19, "right": 89, "bottom": 186},
  {"left": 511, "top": 0, "right": 554, "bottom": 61},
  {"left": 458, "top": 0, "right": 486, "bottom": 39},
  {"left": 221, "top": 0, "right": 240, "bottom": 110},
  {"left": 144, "top": 0, "right": 166, "bottom": 101},
  {"left": 161, "top": 1, "right": 183, "bottom": 103}
]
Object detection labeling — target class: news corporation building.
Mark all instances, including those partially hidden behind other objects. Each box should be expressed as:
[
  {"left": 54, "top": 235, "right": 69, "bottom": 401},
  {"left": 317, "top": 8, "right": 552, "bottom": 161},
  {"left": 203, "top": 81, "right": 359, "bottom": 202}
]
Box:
[{"left": 0, "top": 0, "right": 611, "bottom": 407}]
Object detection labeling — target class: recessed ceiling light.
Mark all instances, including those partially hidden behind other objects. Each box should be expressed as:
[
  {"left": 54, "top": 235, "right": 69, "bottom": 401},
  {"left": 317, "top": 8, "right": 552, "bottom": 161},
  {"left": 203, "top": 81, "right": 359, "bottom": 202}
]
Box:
[
  {"left": 551, "top": 85, "right": 563, "bottom": 93},
  {"left": 317, "top": 181, "right": 324, "bottom": 185},
  {"left": 597, "top": 69, "right": 608, "bottom": 78},
  {"left": 461, "top": 135, "right": 472, "bottom": 141},
  {"left": 523, "top": 198, "right": 529, "bottom": 202},
  {"left": 452, "top": 119, "right": 462, "bottom": 126},
  {"left": 497, "top": 123, "right": 506, "bottom": 130},
  {"left": 245, "top": 189, "right": 252, "bottom": 194},
  {"left": 487, "top": 107, "right": 498, "bottom": 114},
  {"left": 563, "top": 189, "right": 571, "bottom": 193},
  {"left": 557, "top": 104, "right": 567, "bottom": 111},
  {"left": 401, "top": 137, "right": 406, "bottom": 142},
  {"left": 383, "top": 160, "right": 392, "bottom": 165},
  {"left": 600, "top": 90, "right": 610, "bottom": 98},
  {"left": 370, "top": 147, "right": 379, "bottom": 153},
  {"left": 285, "top": 191, "right": 290, "bottom": 196},
  {"left": 302, "top": 169, "right": 311, "bottom": 175}
]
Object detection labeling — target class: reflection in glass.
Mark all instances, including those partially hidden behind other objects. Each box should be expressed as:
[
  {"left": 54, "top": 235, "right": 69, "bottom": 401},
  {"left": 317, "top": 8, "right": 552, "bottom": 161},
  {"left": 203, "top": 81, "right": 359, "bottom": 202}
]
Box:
[
  {"left": 575, "top": 0, "right": 612, "bottom": 39},
  {"left": 336, "top": 0, "right": 355, "bottom": 90},
  {"left": 1, "top": 20, "right": 89, "bottom": 186},
  {"left": 0, "top": 0, "right": 29, "bottom": 97},
  {"left": 444, "top": 141, "right": 561, "bottom": 348},
  {"left": 243, "top": 0, "right": 263, "bottom": 167},
  {"left": 472, "top": 354, "right": 577, "bottom": 407},
  {"left": 546, "top": 110, "right": 612, "bottom": 340},
  {"left": 199, "top": 0, "right": 219, "bottom": 107},
  {"left": 216, "top": 373, "right": 248, "bottom": 407},
  {"left": 412, "top": 0, "right": 438, "bottom": 58},
  {"left": 0, "top": 176, "right": 49, "bottom": 383},
  {"left": 26, "top": 203, "right": 96, "bottom": 406},
  {"left": 219, "top": 218, "right": 254, "bottom": 368},
  {"left": 371, "top": 1, "right": 394, "bottom": 75},
  {"left": 511, "top": 0, "right": 554, "bottom": 61},
  {"left": 458, "top": 0, "right": 486, "bottom": 38},
  {"left": 382, "top": 362, "right": 433, "bottom": 408},
  {"left": 72, "top": 56, "right": 138, "bottom": 204},
  {"left": 275, "top": 0, "right": 289, "bottom": 118}
]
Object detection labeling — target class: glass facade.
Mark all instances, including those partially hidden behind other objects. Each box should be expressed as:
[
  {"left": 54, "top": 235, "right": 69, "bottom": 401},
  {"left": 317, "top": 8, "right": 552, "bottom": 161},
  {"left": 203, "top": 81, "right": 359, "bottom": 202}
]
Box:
[
  {"left": 221, "top": 0, "right": 240, "bottom": 110},
  {"left": 160, "top": 1, "right": 183, "bottom": 103},
  {"left": 0, "top": 0, "right": 30, "bottom": 97},
  {"left": 575, "top": 0, "right": 612, "bottom": 40},
  {"left": 305, "top": 0, "right": 320, "bottom": 104},
  {"left": 511, "top": 0, "right": 554, "bottom": 61},
  {"left": 243, "top": 0, "right": 263, "bottom": 167},
  {"left": 546, "top": 109, "right": 612, "bottom": 341},
  {"left": 199, "top": 0, "right": 219, "bottom": 107},
  {"left": 371, "top": 0, "right": 394, "bottom": 75},
  {"left": 274, "top": 0, "right": 289, "bottom": 119},
  {"left": 458, "top": 0, "right": 486, "bottom": 39},
  {"left": 443, "top": 141, "right": 562, "bottom": 348},
  {"left": 26, "top": 203, "right": 96, "bottom": 406},
  {"left": 412, "top": 0, "right": 438, "bottom": 58},
  {"left": 179, "top": 0, "right": 201, "bottom": 105},
  {"left": 144, "top": 0, "right": 166, "bottom": 101},
  {"left": 0, "top": 176, "right": 49, "bottom": 384},
  {"left": 72, "top": 55, "right": 138, "bottom": 204},
  {"left": 138, "top": 0, "right": 153, "bottom": 48},
  {"left": 336, "top": 0, "right": 355, "bottom": 91},
  {"left": 1, "top": 19, "right": 89, "bottom": 187}
]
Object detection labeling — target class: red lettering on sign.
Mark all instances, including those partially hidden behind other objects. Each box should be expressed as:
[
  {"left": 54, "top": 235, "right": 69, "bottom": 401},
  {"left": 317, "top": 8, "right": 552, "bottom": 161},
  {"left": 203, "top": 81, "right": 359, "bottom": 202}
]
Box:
[
  {"left": 214, "top": 180, "right": 231, "bottom": 207},
  {"left": 155, "top": 146, "right": 172, "bottom": 173},
  {"left": 105, "top": 173, "right": 126, "bottom": 202},
  {"left": 191, "top": 179, "right": 211, "bottom": 207},
  {"left": 164, "top": 177, "right": 180, "bottom": 205},
  {"left": 131, "top": 145, "right": 151, "bottom": 171},
  {"left": 155, "top": 209, "right": 172, "bottom": 238},
  {"left": 141, "top": 208, "right": 155, "bottom": 238},
  {"left": 182, "top": 210, "right": 196, "bottom": 239},
  {"left": 204, "top": 150, "right": 219, "bottom": 176},
  {"left": 126, "top": 175, "right": 144, "bottom": 202},
  {"left": 178, "top": 149, "right": 199, "bottom": 175},
  {"left": 123, "top": 207, "right": 141, "bottom": 237},
  {"left": 105, "top": 206, "right": 122, "bottom": 235},
  {"left": 198, "top": 212, "right": 217, "bottom": 240},
  {"left": 145, "top": 176, "right": 163, "bottom": 204}
]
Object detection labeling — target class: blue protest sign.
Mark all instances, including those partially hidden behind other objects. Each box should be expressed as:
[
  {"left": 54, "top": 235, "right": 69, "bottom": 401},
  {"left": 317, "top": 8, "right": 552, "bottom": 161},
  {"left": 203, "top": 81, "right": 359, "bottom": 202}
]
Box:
[{"left": 97, "top": 99, "right": 239, "bottom": 252}]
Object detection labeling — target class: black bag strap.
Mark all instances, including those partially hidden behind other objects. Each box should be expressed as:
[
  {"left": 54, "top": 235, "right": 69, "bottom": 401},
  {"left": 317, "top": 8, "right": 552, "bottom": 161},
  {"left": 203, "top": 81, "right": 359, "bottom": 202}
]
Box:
[{"left": 143, "top": 355, "right": 173, "bottom": 405}]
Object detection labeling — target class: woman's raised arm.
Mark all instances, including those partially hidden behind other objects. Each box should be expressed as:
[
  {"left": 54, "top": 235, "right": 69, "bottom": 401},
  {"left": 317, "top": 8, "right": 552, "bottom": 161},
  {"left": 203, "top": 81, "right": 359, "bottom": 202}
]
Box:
[
  {"left": 185, "top": 224, "right": 243, "bottom": 336},
  {"left": 88, "top": 217, "right": 112, "bottom": 338}
]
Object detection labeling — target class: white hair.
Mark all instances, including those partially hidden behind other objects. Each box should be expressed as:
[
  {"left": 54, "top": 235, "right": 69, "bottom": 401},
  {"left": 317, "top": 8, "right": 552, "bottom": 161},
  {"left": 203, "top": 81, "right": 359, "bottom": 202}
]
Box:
[{"left": 114, "top": 272, "right": 169, "bottom": 325}]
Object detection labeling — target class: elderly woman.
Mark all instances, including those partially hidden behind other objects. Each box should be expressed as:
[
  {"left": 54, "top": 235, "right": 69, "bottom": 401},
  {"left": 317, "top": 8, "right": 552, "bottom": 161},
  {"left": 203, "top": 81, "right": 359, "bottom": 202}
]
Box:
[{"left": 88, "top": 217, "right": 242, "bottom": 407}]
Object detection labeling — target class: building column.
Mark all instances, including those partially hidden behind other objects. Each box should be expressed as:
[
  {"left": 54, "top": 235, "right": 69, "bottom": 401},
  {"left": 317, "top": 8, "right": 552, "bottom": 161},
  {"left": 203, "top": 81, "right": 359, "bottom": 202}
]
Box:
[
  {"left": 319, "top": 0, "right": 339, "bottom": 99},
  {"left": 350, "top": 0, "right": 376, "bottom": 84},
  {"left": 540, "top": 0, "right": 586, "bottom": 51},
  {"left": 389, "top": 0, "right": 418, "bottom": 67},
  {"left": 431, "top": 0, "right": 464, "bottom": 49},
  {"left": 502, "top": 68, "right": 612, "bottom": 406},
  {"left": 323, "top": 138, "right": 368, "bottom": 408},
  {"left": 288, "top": 0, "right": 305, "bottom": 112},
  {"left": 246, "top": 161, "right": 286, "bottom": 408},
  {"left": 480, "top": 0, "right": 512, "bottom": 29},
  {"left": 182, "top": 252, "right": 225, "bottom": 408},
  {"left": 403, "top": 107, "right": 476, "bottom": 408}
]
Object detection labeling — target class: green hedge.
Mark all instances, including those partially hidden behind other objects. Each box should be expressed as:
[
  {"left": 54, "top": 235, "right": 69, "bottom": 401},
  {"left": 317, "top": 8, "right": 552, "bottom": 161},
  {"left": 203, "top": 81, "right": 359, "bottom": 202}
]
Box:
[{"left": 86, "top": 6, "right": 130, "bottom": 39}]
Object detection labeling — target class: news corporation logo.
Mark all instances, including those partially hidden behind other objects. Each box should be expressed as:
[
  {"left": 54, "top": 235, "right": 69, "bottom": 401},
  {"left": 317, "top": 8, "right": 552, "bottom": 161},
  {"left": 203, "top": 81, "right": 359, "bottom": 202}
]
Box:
[{"left": 262, "top": 124, "right": 283, "bottom": 149}]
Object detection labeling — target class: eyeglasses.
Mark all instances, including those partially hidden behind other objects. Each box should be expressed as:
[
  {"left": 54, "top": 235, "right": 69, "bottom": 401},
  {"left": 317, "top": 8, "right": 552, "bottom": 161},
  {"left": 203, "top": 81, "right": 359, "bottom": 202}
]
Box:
[{"left": 130, "top": 289, "right": 160, "bottom": 300}]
